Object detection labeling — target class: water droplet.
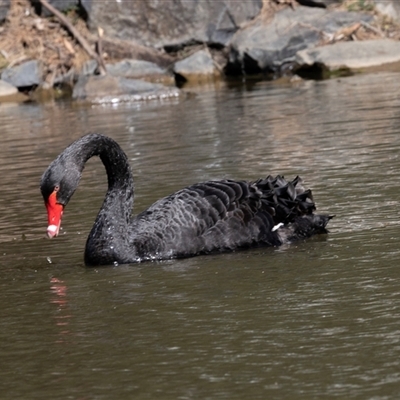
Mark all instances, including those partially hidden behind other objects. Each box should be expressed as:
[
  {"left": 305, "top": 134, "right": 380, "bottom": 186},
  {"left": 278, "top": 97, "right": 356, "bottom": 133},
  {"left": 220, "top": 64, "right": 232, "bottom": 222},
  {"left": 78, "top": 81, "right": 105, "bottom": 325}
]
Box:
[
  {"left": 47, "top": 257, "right": 52, "bottom": 264},
  {"left": 113, "top": 261, "right": 119, "bottom": 267}
]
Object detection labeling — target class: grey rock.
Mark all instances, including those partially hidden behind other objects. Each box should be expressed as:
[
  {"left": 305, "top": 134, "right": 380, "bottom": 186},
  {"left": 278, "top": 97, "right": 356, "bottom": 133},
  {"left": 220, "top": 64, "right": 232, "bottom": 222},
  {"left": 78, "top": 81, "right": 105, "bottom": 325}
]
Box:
[
  {"left": 228, "top": 6, "right": 373, "bottom": 74},
  {"left": 84, "top": 0, "right": 262, "bottom": 49},
  {"left": 373, "top": 0, "right": 400, "bottom": 22},
  {"left": 106, "top": 60, "right": 167, "bottom": 79},
  {"left": 0, "top": 0, "right": 10, "bottom": 23},
  {"left": 79, "top": 59, "right": 174, "bottom": 85},
  {"left": 72, "top": 74, "right": 180, "bottom": 103},
  {"left": 100, "top": 37, "right": 175, "bottom": 68},
  {"left": 1, "top": 60, "right": 43, "bottom": 88},
  {"left": 174, "top": 50, "right": 217, "bottom": 78},
  {"left": 0, "top": 79, "right": 18, "bottom": 97},
  {"left": 296, "top": 39, "right": 400, "bottom": 71}
]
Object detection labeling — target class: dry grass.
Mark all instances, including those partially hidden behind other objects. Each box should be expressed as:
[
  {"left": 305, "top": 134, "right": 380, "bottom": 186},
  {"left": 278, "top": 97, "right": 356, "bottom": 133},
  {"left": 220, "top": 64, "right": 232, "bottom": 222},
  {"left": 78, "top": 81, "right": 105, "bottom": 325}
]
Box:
[{"left": 0, "top": 0, "right": 92, "bottom": 84}]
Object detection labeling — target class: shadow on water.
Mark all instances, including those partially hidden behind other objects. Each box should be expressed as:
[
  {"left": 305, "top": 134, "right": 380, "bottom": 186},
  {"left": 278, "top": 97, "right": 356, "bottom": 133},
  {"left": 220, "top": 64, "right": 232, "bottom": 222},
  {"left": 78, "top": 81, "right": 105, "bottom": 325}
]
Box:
[{"left": 1, "top": 72, "right": 400, "bottom": 399}]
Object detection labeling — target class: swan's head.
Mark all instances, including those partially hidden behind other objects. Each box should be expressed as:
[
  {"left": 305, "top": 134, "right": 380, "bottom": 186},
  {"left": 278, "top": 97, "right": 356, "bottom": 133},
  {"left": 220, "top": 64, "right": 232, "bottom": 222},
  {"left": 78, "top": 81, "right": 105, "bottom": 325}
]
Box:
[{"left": 40, "top": 154, "right": 82, "bottom": 238}]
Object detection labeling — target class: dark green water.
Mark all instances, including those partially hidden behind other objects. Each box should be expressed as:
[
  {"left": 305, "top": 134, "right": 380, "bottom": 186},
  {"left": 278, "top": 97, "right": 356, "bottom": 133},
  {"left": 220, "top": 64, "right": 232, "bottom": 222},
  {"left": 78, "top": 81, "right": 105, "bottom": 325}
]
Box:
[{"left": 1, "top": 72, "right": 400, "bottom": 399}]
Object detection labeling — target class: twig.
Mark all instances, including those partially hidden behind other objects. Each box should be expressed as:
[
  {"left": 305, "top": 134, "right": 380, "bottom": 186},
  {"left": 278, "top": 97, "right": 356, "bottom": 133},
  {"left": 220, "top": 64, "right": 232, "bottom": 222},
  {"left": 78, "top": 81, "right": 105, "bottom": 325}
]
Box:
[
  {"left": 38, "top": 0, "right": 107, "bottom": 75},
  {"left": 360, "top": 20, "right": 385, "bottom": 37}
]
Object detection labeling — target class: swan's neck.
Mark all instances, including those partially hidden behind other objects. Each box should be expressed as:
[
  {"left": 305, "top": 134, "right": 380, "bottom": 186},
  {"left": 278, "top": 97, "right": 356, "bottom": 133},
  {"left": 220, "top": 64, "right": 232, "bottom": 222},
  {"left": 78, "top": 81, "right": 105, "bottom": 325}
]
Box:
[{"left": 74, "top": 134, "right": 134, "bottom": 265}]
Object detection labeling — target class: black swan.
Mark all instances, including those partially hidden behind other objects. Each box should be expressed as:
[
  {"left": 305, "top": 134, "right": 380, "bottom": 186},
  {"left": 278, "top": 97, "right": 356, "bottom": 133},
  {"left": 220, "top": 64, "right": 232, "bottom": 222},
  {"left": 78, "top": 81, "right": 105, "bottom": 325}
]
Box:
[{"left": 40, "top": 133, "right": 332, "bottom": 266}]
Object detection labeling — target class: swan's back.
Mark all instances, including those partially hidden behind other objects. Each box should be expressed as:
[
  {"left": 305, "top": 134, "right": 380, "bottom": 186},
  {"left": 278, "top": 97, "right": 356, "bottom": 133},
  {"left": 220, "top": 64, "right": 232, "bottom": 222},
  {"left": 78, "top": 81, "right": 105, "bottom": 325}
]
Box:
[{"left": 129, "top": 176, "right": 331, "bottom": 261}]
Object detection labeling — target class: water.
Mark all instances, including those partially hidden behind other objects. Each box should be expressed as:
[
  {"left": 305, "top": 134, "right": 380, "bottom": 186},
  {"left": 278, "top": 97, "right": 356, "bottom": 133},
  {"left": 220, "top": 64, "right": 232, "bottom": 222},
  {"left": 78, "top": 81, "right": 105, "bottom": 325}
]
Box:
[{"left": 1, "top": 72, "right": 400, "bottom": 399}]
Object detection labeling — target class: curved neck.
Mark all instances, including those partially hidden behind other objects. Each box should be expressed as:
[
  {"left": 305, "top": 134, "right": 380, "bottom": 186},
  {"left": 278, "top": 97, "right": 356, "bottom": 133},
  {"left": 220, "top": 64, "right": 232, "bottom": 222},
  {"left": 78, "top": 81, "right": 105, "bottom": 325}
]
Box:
[
  {"left": 84, "top": 134, "right": 133, "bottom": 201},
  {"left": 69, "top": 134, "right": 134, "bottom": 265}
]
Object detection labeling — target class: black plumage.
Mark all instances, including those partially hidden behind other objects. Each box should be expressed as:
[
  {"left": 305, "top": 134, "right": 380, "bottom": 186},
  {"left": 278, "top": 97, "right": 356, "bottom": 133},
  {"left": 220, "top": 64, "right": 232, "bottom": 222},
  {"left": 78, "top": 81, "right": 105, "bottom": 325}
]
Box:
[{"left": 40, "top": 133, "right": 332, "bottom": 266}]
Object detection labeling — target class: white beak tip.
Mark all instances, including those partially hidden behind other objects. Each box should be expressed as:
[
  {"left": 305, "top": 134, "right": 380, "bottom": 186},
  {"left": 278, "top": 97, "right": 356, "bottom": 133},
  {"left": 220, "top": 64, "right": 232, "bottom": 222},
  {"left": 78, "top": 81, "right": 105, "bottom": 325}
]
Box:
[{"left": 47, "top": 224, "right": 59, "bottom": 238}]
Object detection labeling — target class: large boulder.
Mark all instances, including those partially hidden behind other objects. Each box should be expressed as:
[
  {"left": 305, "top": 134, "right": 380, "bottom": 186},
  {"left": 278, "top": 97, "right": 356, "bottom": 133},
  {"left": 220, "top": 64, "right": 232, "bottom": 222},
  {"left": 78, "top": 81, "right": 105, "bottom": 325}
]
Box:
[
  {"left": 173, "top": 49, "right": 219, "bottom": 84},
  {"left": 107, "top": 60, "right": 168, "bottom": 78},
  {"left": 296, "top": 39, "right": 400, "bottom": 74},
  {"left": 227, "top": 6, "right": 373, "bottom": 74},
  {"left": 100, "top": 37, "right": 175, "bottom": 67},
  {"left": 82, "top": 0, "right": 263, "bottom": 49},
  {"left": 106, "top": 59, "right": 174, "bottom": 85}
]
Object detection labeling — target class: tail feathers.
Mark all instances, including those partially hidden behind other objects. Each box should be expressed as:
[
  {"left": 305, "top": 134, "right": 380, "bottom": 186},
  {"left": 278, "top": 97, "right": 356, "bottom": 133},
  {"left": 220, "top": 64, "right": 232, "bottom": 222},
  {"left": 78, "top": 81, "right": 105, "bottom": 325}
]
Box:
[
  {"left": 253, "top": 175, "right": 316, "bottom": 225},
  {"left": 277, "top": 214, "right": 334, "bottom": 244}
]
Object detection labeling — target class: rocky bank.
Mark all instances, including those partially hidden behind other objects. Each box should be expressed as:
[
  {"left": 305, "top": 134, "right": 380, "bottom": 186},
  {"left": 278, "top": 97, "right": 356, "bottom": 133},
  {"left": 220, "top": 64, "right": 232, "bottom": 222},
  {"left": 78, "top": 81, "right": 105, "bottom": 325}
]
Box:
[{"left": 1, "top": 0, "right": 400, "bottom": 103}]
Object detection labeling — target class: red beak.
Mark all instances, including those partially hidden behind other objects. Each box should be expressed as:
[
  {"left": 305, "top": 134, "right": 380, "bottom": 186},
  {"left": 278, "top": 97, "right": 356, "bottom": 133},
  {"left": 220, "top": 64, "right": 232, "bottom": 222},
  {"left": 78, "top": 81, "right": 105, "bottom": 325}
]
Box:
[{"left": 45, "top": 191, "right": 64, "bottom": 238}]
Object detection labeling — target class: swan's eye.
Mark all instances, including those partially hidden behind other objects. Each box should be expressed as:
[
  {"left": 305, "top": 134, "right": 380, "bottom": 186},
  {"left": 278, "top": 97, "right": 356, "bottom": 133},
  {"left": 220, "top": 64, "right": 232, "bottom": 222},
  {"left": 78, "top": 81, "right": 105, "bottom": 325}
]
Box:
[{"left": 54, "top": 185, "right": 60, "bottom": 192}]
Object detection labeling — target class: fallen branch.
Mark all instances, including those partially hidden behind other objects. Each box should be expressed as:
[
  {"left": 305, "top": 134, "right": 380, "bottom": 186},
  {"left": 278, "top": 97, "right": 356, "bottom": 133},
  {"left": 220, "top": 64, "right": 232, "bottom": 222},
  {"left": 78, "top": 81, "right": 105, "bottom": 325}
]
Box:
[
  {"left": 360, "top": 21, "right": 385, "bottom": 37},
  {"left": 38, "top": 0, "right": 107, "bottom": 75}
]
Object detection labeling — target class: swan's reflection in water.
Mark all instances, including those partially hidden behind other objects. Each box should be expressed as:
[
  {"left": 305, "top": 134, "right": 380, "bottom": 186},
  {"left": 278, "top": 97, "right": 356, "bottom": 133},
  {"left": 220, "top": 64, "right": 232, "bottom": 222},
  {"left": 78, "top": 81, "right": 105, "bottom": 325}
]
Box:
[{"left": 50, "top": 277, "right": 72, "bottom": 344}]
